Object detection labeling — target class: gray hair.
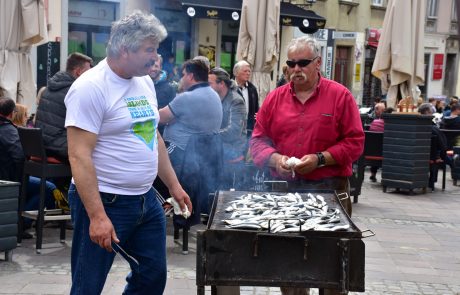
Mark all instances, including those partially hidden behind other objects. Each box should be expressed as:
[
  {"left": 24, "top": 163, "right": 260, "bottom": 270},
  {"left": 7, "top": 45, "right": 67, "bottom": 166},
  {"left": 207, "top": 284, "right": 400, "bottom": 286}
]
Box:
[
  {"left": 286, "top": 36, "right": 321, "bottom": 57},
  {"left": 233, "top": 60, "right": 251, "bottom": 76},
  {"left": 209, "top": 67, "right": 232, "bottom": 88},
  {"left": 418, "top": 103, "right": 433, "bottom": 115},
  {"left": 107, "top": 11, "right": 167, "bottom": 58}
]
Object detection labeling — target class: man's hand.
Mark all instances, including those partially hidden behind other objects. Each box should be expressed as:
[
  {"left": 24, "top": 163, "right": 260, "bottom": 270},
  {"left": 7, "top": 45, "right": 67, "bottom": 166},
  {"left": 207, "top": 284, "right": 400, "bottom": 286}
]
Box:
[
  {"left": 89, "top": 214, "right": 119, "bottom": 252},
  {"left": 294, "top": 154, "right": 319, "bottom": 175},
  {"left": 274, "top": 154, "right": 292, "bottom": 178},
  {"left": 169, "top": 185, "right": 192, "bottom": 213}
]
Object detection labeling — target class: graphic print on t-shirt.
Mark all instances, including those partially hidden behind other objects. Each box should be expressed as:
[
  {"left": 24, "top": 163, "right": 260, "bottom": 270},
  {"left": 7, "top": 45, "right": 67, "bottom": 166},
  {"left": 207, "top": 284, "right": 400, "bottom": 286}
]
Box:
[{"left": 124, "top": 95, "right": 156, "bottom": 150}]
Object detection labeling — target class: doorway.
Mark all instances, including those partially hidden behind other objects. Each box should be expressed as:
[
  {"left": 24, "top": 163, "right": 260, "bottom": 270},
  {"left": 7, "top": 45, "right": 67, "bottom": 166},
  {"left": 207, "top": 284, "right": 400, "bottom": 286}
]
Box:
[{"left": 334, "top": 46, "right": 352, "bottom": 89}]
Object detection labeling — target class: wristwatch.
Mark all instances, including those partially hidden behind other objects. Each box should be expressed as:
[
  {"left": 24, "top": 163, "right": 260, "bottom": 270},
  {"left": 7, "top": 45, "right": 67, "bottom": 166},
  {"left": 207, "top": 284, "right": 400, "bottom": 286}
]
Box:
[{"left": 316, "top": 152, "right": 326, "bottom": 168}]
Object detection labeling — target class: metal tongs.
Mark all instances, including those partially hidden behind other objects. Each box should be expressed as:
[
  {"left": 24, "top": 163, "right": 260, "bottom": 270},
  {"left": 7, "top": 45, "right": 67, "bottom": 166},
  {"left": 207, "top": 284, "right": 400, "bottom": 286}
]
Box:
[{"left": 112, "top": 242, "right": 140, "bottom": 271}]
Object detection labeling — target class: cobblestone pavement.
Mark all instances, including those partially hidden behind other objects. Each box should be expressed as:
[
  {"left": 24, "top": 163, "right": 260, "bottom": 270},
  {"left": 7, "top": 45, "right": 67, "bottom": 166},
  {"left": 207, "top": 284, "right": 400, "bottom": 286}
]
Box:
[{"left": 1, "top": 170, "right": 460, "bottom": 294}]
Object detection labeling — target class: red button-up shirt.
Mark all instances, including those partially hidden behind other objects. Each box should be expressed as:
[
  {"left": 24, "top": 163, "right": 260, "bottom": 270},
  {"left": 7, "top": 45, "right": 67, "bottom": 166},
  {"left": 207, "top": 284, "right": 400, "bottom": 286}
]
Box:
[{"left": 250, "top": 76, "right": 364, "bottom": 180}]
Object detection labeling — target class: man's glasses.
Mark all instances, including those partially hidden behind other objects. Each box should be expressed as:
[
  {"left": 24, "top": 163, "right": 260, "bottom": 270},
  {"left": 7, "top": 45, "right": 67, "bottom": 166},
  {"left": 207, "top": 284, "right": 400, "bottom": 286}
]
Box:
[{"left": 286, "top": 57, "right": 318, "bottom": 68}]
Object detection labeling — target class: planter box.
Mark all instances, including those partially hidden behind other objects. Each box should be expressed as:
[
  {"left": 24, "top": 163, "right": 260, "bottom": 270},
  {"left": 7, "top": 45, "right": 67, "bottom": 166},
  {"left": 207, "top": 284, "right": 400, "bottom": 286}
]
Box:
[
  {"left": 0, "top": 180, "right": 19, "bottom": 261},
  {"left": 381, "top": 114, "right": 432, "bottom": 194}
]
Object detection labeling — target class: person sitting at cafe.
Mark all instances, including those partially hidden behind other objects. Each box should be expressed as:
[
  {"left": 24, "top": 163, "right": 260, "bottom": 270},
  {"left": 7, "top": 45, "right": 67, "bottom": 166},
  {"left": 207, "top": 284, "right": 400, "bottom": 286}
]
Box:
[
  {"left": 368, "top": 104, "right": 394, "bottom": 182},
  {"left": 0, "top": 98, "right": 61, "bottom": 237},
  {"left": 419, "top": 103, "right": 448, "bottom": 191},
  {"left": 440, "top": 103, "right": 460, "bottom": 146}
]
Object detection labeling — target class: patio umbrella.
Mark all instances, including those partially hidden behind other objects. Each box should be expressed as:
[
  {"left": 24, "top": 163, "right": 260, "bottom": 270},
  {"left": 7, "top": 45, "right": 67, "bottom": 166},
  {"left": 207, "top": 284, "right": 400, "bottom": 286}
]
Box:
[
  {"left": 236, "top": 0, "right": 280, "bottom": 103},
  {"left": 0, "top": 0, "right": 48, "bottom": 105},
  {"left": 371, "top": 0, "right": 425, "bottom": 108}
]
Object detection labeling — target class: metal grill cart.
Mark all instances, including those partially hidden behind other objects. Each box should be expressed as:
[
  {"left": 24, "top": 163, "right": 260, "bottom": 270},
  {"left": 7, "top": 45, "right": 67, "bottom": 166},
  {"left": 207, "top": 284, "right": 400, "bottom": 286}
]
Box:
[{"left": 196, "top": 190, "right": 372, "bottom": 295}]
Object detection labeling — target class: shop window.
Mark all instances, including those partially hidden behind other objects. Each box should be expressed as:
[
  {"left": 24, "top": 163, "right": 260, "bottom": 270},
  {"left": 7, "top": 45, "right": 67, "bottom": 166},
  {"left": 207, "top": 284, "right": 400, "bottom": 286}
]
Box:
[{"left": 68, "top": 24, "right": 110, "bottom": 64}]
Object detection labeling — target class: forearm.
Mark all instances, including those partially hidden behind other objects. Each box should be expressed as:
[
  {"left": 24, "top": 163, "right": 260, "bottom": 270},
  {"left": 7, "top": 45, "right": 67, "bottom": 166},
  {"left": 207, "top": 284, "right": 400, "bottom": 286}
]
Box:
[
  {"left": 69, "top": 154, "right": 106, "bottom": 220},
  {"left": 250, "top": 135, "right": 277, "bottom": 168},
  {"left": 157, "top": 134, "right": 181, "bottom": 190}
]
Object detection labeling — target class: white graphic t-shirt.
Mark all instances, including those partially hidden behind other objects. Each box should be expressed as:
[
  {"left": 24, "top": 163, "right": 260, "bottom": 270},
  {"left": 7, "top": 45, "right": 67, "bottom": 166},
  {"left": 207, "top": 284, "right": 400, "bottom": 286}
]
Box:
[{"left": 65, "top": 59, "right": 159, "bottom": 195}]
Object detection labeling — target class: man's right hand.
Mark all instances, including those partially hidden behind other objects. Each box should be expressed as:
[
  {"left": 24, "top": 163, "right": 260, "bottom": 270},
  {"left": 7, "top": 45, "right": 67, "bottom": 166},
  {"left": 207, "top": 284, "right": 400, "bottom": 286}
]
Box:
[
  {"left": 89, "top": 215, "right": 119, "bottom": 252},
  {"left": 274, "top": 154, "right": 292, "bottom": 178}
]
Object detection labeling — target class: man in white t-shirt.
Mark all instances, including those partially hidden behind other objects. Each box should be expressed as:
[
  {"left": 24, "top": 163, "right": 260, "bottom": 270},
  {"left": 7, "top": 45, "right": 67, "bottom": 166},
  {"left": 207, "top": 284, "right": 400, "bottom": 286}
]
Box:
[{"left": 64, "top": 11, "right": 192, "bottom": 295}]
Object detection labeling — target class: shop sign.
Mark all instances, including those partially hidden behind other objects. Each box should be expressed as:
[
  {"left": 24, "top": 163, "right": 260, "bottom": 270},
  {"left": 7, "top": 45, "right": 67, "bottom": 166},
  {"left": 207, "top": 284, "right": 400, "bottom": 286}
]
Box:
[
  {"left": 355, "top": 64, "right": 361, "bottom": 82},
  {"left": 333, "top": 31, "right": 357, "bottom": 39},
  {"left": 432, "top": 54, "right": 444, "bottom": 80},
  {"left": 325, "top": 47, "right": 333, "bottom": 79}
]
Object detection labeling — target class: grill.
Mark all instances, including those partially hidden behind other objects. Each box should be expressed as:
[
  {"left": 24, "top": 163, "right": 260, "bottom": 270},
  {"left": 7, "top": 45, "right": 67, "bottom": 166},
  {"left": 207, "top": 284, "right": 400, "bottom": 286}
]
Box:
[{"left": 196, "top": 190, "right": 370, "bottom": 294}]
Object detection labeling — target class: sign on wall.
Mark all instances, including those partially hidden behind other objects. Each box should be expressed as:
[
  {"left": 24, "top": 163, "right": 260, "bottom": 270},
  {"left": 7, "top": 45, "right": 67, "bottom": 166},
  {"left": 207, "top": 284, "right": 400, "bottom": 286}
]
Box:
[{"left": 432, "top": 54, "right": 444, "bottom": 80}]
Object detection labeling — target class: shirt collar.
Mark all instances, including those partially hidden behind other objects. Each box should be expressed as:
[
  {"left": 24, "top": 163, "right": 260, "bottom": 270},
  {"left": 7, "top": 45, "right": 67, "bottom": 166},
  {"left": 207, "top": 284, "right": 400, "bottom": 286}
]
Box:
[
  {"left": 238, "top": 81, "right": 249, "bottom": 90},
  {"left": 187, "top": 82, "right": 209, "bottom": 92}
]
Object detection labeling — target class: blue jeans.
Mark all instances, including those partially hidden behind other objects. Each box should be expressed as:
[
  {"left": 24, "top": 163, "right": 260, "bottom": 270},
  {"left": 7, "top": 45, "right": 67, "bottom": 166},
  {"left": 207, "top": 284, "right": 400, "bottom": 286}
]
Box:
[
  {"left": 25, "top": 176, "right": 56, "bottom": 211},
  {"left": 68, "top": 184, "right": 166, "bottom": 295}
]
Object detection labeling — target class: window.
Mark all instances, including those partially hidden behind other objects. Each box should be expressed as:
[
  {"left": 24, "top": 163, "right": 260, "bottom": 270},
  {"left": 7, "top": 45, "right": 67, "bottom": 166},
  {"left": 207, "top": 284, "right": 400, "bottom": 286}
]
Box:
[
  {"left": 372, "top": 0, "right": 383, "bottom": 6},
  {"left": 452, "top": 0, "right": 457, "bottom": 22},
  {"left": 427, "top": 0, "right": 438, "bottom": 18}
]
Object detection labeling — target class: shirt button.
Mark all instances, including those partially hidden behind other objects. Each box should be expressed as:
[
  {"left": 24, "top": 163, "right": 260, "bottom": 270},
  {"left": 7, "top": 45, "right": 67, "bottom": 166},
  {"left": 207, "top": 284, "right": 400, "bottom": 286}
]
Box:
[
  {"left": 297, "top": 143, "right": 301, "bottom": 147},
  {"left": 299, "top": 127, "right": 303, "bottom": 131}
]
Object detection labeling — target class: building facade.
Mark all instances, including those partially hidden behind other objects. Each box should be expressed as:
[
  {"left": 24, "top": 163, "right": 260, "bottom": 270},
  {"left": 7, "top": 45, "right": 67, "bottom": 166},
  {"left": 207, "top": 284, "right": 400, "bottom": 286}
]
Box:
[{"left": 29, "top": 0, "right": 460, "bottom": 109}]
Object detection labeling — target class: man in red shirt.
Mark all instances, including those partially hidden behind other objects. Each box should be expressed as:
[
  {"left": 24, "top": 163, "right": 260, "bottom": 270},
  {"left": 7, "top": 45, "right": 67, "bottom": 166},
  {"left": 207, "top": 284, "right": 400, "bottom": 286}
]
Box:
[{"left": 250, "top": 36, "right": 364, "bottom": 294}]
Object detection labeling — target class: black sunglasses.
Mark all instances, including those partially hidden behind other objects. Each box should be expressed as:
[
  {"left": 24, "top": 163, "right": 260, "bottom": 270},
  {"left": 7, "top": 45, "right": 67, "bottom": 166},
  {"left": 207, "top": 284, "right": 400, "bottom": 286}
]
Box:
[{"left": 286, "top": 57, "right": 318, "bottom": 68}]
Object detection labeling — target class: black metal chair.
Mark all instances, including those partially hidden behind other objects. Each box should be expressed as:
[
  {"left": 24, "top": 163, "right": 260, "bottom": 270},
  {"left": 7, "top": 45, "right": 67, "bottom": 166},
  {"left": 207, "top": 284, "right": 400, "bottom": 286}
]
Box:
[
  {"left": 17, "top": 127, "right": 72, "bottom": 254},
  {"left": 440, "top": 129, "right": 460, "bottom": 185},
  {"left": 429, "top": 135, "right": 446, "bottom": 191},
  {"left": 357, "top": 131, "right": 384, "bottom": 185}
]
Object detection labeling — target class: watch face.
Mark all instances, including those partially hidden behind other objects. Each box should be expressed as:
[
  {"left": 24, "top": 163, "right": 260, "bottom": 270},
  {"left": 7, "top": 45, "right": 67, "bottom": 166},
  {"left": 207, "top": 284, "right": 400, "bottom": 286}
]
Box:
[{"left": 317, "top": 152, "right": 326, "bottom": 167}]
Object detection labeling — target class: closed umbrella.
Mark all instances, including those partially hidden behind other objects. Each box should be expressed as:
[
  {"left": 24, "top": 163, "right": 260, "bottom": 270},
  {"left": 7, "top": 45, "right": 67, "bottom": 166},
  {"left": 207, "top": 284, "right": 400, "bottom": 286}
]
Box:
[
  {"left": 371, "top": 0, "right": 425, "bottom": 108},
  {"left": 237, "top": 0, "right": 280, "bottom": 103},
  {"left": 0, "top": 0, "right": 48, "bottom": 105}
]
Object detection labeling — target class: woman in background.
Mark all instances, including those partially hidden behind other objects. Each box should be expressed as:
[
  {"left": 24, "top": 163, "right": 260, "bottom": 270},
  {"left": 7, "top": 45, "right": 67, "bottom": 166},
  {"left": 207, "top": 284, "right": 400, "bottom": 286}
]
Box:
[{"left": 12, "top": 103, "right": 28, "bottom": 127}]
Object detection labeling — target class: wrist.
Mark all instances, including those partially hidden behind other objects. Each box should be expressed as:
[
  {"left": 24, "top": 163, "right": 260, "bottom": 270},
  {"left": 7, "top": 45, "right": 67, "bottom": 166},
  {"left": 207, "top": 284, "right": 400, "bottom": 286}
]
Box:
[{"left": 316, "top": 152, "right": 326, "bottom": 168}]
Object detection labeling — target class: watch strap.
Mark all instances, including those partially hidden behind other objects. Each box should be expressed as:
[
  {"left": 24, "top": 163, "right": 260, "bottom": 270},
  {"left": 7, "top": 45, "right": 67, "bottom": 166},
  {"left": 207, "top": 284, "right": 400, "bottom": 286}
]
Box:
[{"left": 316, "top": 152, "right": 326, "bottom": 167}]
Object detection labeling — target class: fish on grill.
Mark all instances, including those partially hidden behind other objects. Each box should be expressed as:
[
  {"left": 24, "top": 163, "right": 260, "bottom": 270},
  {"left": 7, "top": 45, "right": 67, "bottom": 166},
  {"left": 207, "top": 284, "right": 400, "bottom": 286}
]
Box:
[{"left": 222, "top": 192, "right": 350, "bottom": 232}]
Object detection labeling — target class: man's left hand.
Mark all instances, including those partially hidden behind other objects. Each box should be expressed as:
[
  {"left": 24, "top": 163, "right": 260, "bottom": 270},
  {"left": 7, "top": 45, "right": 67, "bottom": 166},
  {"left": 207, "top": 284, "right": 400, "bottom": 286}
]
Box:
[
  {"left": 169, "top": 185, "right": 192, "bottom": 213},
  {"left": 294, "top": 154, "right": 318, "bottom": 175}
]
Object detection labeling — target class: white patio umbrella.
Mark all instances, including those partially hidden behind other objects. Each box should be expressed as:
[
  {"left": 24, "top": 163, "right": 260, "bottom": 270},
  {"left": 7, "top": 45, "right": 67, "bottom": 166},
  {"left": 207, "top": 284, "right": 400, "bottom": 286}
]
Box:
[
  {"left": 371, "top": 0, "right": 425, "bottom": 108},
  {"left": 236, "top": 0, "right": 280, "bottom": 104},
  {"left": 0, "top": 0, "right": 48, "bottom": 105}
]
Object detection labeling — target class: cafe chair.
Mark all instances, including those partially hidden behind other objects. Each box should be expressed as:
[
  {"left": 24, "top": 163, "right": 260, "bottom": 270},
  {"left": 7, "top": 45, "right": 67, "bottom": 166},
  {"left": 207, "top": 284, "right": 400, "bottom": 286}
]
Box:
[
  {"left": 429, "top": 135, "right": 446, "bottom": 191},
  {"left": 17, "top": 127, "right": 72, "bottom": 254},
  {"left": 357, "top": 131, "right": 383, "bottom": 185},
  {"left": 440, "top": 129, "right": 460, "bottom": 185}
]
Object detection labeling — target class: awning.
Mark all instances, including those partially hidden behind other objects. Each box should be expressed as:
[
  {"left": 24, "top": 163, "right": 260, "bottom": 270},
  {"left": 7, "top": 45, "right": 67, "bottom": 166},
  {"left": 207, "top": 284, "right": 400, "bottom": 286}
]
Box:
[
  {"left": 279, "top": 2, "right": 326, "bottom": 34},
  {"left": 181, "top": 0, "right": 326, "bottom": 33}
]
